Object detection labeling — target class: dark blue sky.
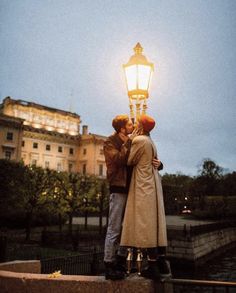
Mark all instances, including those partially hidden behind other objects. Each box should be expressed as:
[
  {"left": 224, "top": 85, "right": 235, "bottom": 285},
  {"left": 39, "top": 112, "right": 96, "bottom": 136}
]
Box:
[{"left": 1, "top": 0, "right": 235, "bottom": 175}]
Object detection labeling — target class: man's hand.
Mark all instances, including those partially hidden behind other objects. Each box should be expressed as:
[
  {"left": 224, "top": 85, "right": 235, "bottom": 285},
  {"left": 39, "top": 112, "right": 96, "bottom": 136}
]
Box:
[
  {"left": 118, "top": 133, "right": 130, "bottom": 143},
  {"left": 152, "top": 158, "right": 162, "bottom": 169}
]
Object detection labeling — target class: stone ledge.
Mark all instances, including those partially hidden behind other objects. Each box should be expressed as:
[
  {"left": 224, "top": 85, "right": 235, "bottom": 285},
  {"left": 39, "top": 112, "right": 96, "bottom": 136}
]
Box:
[
  {"left": 0, "top": 260, "right": 41, "bottom": 274},
  {"left": 0, "top": 270, "right": 173, "bottom": 293}
]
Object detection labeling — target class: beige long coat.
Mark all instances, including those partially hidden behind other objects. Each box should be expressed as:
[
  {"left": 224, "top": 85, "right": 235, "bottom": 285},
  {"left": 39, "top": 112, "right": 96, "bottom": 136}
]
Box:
[{"left": 120, "top": 135, "right": 167, "bottom": 248}]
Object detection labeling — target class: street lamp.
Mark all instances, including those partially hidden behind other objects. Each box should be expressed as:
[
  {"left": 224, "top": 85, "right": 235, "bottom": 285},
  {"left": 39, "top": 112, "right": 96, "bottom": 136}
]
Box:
[{"left": 123, "top": 42, "right": 154, "bottom": 122}]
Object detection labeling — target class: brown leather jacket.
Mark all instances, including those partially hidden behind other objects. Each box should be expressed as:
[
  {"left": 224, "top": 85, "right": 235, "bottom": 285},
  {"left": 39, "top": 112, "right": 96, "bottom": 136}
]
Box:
[{"left": 104, "top": 133, "right": 131, "bottom": 189}]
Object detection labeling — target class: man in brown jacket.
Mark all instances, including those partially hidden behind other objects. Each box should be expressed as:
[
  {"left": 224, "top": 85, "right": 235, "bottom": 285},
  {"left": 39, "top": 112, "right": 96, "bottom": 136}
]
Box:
[{"left": 103, "top": 114, "right": 134, "bottom": 280}]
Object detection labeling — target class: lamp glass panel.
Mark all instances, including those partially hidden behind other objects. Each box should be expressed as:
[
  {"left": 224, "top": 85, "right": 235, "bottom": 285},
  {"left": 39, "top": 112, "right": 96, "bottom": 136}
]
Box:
[
  {"left": 138, "top": 65, "right": 152, "bottom": 90},
  {"left": 125, "top": 65, "right": 137, "bottom": 91}
]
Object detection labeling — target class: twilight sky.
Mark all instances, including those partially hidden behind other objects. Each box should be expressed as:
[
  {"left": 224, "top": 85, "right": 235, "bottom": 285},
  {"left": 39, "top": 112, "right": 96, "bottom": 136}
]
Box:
[{"left": 1, "top": 0, "right": 235, "bottom": 175}]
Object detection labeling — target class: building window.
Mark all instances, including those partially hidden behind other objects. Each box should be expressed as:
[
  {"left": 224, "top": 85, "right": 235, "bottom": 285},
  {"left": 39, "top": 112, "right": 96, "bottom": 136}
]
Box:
[
  {"left": 45, "top": 161, "right": 50, "bottom": 169},
  {"left": 83, "top": 148, "right": 87, "bottom": 155},
  {"left": 22, "top": 140, "right": 25, "bottom": 147},
  {"left": 99, "top": 149, "right": 104, "bottom": 155},
  {"left": 69, "top": 148, "right": 74, "bottom": 155},
  {"left": 6, "top": 132, "right": 13, "bottom": 141},
  {"left": 33, "top": 142, "right": 38, "bottom": 149},
  {"left": 99, "top": 164, "right": 103, "bottom": 176},
  {"left": 68, "top": 163, "right": 73, "bottom": 173},
  {"left": 5, "top": 151, "right": 11, "bottom": 160},
  {"left": 31, "top": 159, "right": 37, "bottom": 166},
  {"left": 57, "top": 162, "right": 62, "bottom": 172},
  {"left": 58, "top": 146, "right": 63, "bottom": 153},
  {"left": 46, "top": 144, "right": 51, "bottom": 151},
  {"left": 82, "top": 164, "right": 86, "bottom": 175}
]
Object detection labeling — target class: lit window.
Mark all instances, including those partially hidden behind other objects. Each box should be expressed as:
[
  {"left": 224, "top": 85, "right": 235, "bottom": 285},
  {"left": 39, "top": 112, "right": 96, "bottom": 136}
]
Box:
[
  {"left": 58, "top": 146, "right": 63, "bottom": 153},
  {"left": 99, "top": 164, "right": 103, "bottom": 176},
  {"left": 46, "top": 144, "right": 51, "bottom": 151},
  {"left": 6, "top": 132, "right": 13, "bottom": 141},
  {"left": 33, "top": 142, "right": 38, "bottom": 149},
  {"left": 57, "top": 162, "right": 62, "bottom": 171},
  {"left": 69, "top": 148, "right": 74, "bottom": 155},
  {"left": 83, "top": 148, "right": 87, "bottom": 155},
  {"left": 5, "top": 151, "right": 11, "bottom": 160}
]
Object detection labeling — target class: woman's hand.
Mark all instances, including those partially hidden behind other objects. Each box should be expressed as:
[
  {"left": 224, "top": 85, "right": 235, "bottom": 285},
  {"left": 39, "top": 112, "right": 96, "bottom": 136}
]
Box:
[{"left": 129, "top": 127, "right": 142, "bottom": 140}]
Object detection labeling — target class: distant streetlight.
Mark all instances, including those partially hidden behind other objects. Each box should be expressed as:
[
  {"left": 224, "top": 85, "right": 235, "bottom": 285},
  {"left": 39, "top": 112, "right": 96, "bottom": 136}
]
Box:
[{"left": 123, "top": 43, "right": 154, "bottom": 122}]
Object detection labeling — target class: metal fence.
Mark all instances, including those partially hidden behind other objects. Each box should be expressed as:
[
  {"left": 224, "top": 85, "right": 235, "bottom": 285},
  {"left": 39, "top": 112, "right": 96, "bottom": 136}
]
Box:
[
  {"left": 167, "top": 221, "right": 236, "bottom": 238},
  {"left": 166, "top": 278, "right": 236, "bottom": 293},
  {"left": 189, "top": 221, "right": 236, "bottom": 236},
  {"left": 41, "top": 250, "right": 104, "bottom": 275}
]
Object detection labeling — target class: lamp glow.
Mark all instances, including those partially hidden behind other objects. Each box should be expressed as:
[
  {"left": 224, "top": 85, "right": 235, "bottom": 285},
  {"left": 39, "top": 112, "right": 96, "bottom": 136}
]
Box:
[{"left": 123, "top": 43, "right": 154, "bottom": 121}]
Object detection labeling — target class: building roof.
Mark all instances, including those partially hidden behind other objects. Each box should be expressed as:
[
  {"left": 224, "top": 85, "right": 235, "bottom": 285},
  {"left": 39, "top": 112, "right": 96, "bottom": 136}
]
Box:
[
  {"left": 1, "top": 96, "right": 81, "bottom": 120},
  {"left": 80, "top": 133, "right": 107, "bottom": 144}
]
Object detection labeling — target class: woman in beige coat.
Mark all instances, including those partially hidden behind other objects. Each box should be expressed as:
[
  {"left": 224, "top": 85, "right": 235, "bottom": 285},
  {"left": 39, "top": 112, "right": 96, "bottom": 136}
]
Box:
[{"left": 120, "top": 114, "right": 171, "bottom": 279}]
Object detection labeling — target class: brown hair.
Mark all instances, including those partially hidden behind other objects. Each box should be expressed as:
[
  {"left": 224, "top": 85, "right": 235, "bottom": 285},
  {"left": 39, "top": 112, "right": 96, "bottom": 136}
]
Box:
[{"left": 112, "top": 115, "right": 129, "bottom": 133}]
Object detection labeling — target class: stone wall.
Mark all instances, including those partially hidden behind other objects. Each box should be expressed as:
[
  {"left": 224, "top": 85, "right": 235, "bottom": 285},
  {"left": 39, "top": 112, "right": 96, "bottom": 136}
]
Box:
[{"left": 167, "top": 227, "right": 236, "bottom": 263}]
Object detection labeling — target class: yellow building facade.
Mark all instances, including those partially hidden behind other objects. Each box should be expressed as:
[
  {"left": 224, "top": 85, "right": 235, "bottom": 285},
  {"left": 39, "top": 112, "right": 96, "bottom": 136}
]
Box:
[{"left": 0, "top": 97, "right": 107, "bottom": 177}]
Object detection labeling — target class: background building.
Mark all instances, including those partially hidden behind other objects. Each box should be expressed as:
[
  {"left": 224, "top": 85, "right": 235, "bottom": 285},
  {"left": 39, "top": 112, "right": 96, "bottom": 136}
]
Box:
[
  {"left": 0, "top": 113, "right": 24, "bottom": 161},
  {"left": 0, "top": 97, "right": 107, "bottom": 177}
]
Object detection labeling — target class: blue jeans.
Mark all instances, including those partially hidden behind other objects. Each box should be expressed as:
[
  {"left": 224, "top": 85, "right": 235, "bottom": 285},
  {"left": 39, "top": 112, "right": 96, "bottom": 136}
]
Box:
[{"left": 104, "top": 193, "right": 127, "bottom": 263}]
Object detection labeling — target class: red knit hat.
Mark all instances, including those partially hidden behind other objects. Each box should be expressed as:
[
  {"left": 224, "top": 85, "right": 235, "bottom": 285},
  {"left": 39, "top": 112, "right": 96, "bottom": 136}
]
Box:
[{"left": 138, "top": 114, "right": 156, "bottom": 132}]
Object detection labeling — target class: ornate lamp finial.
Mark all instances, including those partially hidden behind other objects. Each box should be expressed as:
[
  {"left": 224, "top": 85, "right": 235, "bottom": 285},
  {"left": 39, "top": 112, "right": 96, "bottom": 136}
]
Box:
[{"left": 134, "top": 43, "right": 143, "bottom": 54}]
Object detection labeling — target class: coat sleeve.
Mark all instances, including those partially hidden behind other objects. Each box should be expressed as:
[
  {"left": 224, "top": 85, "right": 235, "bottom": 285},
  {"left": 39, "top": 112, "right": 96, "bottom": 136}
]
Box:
[
  {"left": 104, "top": 138, "right": 131, "bottom": 166},
  {"left": 127, "top": 137, "right": 145, "bottom": 166}
]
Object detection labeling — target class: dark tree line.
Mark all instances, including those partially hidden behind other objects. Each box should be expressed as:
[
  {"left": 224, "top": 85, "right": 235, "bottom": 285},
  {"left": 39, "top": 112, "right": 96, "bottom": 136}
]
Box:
[
  {"left": 162, "top": 158, "right": 236, "bottom": 218},
  {"left": 0, "top": 158, "right": 235, "bottom": 239},
  {"left": 0, "top": 159, "right": 109, "bottom": 240}
]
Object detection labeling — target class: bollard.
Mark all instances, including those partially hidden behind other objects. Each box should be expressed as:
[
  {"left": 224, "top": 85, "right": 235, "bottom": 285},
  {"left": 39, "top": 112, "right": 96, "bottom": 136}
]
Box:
[
  {"left": 126, "top": 248, "right": 133, "bottom": 275},
  {"left": 136, "top": 249, "right": 143, "bottom": 276}
]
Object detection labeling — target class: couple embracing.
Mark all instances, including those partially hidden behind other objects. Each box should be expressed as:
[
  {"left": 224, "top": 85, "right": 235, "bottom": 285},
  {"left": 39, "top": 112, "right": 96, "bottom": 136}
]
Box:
[{"left": 103, "top": 114, "right": 171, "bottom": 281}]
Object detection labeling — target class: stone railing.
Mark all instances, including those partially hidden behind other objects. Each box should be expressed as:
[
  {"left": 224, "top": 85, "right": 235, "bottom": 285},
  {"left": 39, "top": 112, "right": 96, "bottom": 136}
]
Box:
[{"left": 0, "top": 260, "right": 173, "bottom": 293}]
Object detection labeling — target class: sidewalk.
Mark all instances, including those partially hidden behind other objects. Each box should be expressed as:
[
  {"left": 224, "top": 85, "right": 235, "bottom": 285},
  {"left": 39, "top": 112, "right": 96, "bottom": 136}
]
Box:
[
  {"left": 72, "top": 216, "right": 215, "bottom": 228},
  {"left": 166, "top": 215, "right": 215, "bottom": 227}
]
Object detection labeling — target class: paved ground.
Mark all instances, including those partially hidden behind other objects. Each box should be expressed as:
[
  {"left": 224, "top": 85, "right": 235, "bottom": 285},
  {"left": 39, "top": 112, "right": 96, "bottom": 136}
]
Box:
[
  {"left": 73, "top": 215, "right": 215, "bottom": 228},
  {"left": 166, "top": 215, "right": 215, "bottom": 227}
]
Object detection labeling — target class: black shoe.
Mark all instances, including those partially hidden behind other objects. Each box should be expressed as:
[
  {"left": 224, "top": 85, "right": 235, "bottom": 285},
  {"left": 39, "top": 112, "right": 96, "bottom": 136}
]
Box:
[
  {"left": 104, "top": 262, "right": 125, "bottom": 280},
  {"left": 158, "top": 257, "right": 172, "bottom": 279},
  {"left": 141, "top": 261, "right": 160, "bottom": 280}
]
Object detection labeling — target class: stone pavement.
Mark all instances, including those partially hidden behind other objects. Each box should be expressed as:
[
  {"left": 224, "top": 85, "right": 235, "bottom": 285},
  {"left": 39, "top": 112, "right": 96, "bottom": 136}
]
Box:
[
  {"left": 72, "top": 215, "right": 215, "bottom": 228},
  {"left": 165, "top": 215, "right": 215, "bottom": 227}
]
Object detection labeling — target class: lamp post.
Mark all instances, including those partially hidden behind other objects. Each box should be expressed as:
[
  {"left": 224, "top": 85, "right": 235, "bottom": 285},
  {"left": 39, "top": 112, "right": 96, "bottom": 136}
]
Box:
[
  {"left": 83, "top": 196, "right": 88, "bottom": 230},
  {"left": 123, "top": 43, "right": 154, "bottom": 122}
]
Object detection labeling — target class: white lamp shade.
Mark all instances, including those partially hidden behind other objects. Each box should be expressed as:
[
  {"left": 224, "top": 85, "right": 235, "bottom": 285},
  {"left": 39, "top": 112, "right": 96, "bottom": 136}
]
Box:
[
  {"left": 123, "top": 43, "right": 154, "bottom": 99},
  {"left": 124, "top": 64, "right": 153, "bottom": 92}
]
